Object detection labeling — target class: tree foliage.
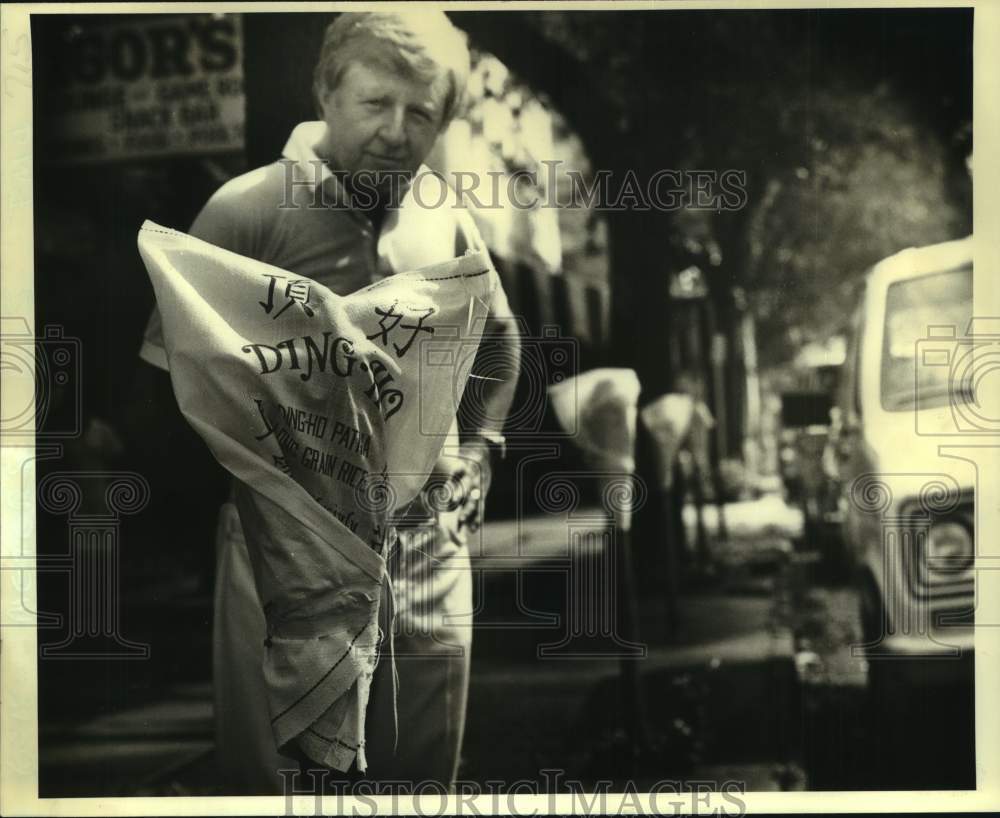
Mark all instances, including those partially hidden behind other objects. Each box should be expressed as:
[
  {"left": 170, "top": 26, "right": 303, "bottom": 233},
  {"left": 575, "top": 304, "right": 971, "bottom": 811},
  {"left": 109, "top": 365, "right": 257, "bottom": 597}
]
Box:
[
  {"left": 454, "top": 10, "right": 972, "bottom": 367},
  {"left": 744, "top": 81, "right": 971, "bottom": 363}
]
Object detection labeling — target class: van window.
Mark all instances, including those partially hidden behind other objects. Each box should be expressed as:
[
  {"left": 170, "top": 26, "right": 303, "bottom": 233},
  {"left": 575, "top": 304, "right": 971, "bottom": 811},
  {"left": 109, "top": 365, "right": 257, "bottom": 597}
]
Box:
[{"left": 880, "top": 266, "right": 972, "bottom": 411}]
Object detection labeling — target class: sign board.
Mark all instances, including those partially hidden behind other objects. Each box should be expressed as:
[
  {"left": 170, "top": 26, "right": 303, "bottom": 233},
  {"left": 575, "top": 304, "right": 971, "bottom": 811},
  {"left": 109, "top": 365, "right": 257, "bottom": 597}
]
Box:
[
  {"left": 43, "top": 15, "right": 244, "bottom": 163},
  {"left": 780, "top": 391, "right": 833, "bottom": 429}
]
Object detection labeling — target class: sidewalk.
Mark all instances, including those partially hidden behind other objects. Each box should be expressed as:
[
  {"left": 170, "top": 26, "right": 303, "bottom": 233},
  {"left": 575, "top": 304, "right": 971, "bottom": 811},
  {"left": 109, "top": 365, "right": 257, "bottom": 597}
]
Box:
[
  {"left": 40, "top": 683, "right": 215, "bottom": 797},
  {"left": 39, "top": 495, "right": 807, "bottom": 795}
]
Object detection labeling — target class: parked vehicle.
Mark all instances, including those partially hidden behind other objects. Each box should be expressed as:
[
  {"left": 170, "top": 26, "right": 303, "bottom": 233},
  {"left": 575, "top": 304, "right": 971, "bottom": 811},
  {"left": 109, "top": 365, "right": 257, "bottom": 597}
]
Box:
[
  {"left": 779, "top": 385, "right": 846, "bottom": 575},
  {"left": 828, "top": 236, "right": 975, "bottom": 678}
]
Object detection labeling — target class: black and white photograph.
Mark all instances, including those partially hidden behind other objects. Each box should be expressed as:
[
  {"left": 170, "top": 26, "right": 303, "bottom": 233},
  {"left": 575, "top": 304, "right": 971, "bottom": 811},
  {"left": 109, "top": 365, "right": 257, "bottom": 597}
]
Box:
[{"left": 1, "top": 1, "right": 998, "bottom": 814}]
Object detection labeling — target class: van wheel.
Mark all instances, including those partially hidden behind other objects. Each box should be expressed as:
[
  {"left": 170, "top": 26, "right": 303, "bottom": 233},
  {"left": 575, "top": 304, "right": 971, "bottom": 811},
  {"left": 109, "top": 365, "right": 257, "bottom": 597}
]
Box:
[
  {"left": 858, "top": 574, "right": 898, "bottom": 711},
  {"left": 819, "top": 527, "right": 851, "bottom": 585},
  {"left": 856, "top": 574, "right": 908, "bottom": 785}
]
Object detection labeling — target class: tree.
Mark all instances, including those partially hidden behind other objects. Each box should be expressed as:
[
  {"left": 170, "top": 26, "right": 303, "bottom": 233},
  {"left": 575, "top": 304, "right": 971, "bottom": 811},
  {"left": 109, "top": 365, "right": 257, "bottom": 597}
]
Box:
[
  {"left": 744, "top": 81, "right": 970, "bottom": 365},
  {"left": 453, "top": 8, "right": 971, "bottom": 371}
]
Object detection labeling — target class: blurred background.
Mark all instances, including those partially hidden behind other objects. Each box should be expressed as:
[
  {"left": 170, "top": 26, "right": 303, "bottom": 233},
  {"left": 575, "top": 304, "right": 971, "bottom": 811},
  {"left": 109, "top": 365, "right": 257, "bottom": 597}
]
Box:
[{"left": 25, "top": 7, "right": 974, "bottom": 796}]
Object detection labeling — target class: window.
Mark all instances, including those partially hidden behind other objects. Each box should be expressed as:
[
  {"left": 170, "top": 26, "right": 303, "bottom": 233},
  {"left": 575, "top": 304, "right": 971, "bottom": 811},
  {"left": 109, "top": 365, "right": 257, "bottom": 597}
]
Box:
[{"left": 880, "top": 266, "right": 972, "bottom": 412}]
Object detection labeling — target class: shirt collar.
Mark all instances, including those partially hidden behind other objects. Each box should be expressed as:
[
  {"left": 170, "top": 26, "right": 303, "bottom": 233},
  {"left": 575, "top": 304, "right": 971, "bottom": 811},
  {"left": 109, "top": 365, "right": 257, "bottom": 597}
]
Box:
[
  {"left": 281, "top": 121, "right": 343, "bottom": 197},
  {"left": 281, "top": 121, "right": 428, "bottom": 211}
]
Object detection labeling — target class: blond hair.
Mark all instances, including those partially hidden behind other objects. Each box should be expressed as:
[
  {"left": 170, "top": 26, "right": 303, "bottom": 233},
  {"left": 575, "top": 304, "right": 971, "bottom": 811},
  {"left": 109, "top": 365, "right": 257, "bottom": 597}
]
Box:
[{"left": 313, "top": 12, "right": 470, "bottom": 127}]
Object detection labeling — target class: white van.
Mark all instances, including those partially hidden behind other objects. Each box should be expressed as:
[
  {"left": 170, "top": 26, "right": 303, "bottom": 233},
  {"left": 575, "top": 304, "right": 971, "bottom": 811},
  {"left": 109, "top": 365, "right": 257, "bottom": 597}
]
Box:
[{"left": 828, "top": 236, "right": 975, "bottom": 676}]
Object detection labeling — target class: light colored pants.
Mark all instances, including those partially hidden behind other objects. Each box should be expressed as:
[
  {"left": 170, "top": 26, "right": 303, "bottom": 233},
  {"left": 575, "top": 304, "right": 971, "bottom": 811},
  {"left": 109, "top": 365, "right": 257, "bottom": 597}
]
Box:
[
  {"left": 212, "top": 503, "right": 473, "bottom": 793},
  {"left": 364, "top": 523, "right": 473, "bottom": 785}
]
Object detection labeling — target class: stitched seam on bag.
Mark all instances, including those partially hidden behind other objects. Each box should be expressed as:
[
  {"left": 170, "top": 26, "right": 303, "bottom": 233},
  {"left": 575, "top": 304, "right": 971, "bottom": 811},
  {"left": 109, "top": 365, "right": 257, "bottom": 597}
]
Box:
[
  {"left": 141, "top": 225, "right": 489, "bottom": 287},
  {"left": 141, "top": 225, "right": 488, "bottom": 277},
  {"left": 140, "top": 227, "right": 185, "bottom": 237},
  {"left": 306, "top": 726, "right": 360, "bottom": 750},
  {"left": 271, "top": 622, "right": 368, "bottom": 723},
  {"left": 365, "top": 268, "right": 490, "bottom": 289}
]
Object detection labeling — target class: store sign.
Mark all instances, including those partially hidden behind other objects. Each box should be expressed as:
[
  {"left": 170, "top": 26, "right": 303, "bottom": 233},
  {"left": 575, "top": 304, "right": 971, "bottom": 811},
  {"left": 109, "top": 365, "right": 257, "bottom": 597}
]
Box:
[{"left": 47, "top": 15, "right": 244, "bottom": 162}]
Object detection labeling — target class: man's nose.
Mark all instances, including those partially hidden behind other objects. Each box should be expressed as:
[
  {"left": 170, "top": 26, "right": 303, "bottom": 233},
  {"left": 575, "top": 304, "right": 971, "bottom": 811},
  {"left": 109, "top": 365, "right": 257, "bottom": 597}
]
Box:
[{"left": 379, "top": 106, "right": 407, "bottom": 149}]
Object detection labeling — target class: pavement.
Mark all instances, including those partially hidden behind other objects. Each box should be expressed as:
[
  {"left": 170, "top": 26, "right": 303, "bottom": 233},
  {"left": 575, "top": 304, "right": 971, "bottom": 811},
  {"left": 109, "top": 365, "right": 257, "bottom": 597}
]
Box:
[
  {"left": 37, "top": 489, "right": 974, "bottom": 796},
  {"left": 40, "top": 684, "right": 214, "bottom": 797}
]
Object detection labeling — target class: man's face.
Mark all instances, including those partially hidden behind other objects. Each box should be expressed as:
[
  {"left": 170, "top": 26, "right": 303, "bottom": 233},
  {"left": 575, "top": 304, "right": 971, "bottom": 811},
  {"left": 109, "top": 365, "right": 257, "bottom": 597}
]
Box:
[{"left": 317, "top": 59, "right": 446, "bottom": 181}]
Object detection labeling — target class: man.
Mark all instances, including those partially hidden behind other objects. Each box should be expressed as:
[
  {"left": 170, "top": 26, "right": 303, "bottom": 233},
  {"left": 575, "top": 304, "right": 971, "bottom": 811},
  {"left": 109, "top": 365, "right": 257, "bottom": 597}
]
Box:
[{"left": 136, "top": 11, "right": 520, "bottom": 791}]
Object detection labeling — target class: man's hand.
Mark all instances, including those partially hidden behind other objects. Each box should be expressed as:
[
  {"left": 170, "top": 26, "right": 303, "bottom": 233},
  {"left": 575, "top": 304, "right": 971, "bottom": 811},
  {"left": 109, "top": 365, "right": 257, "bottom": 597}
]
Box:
[{"left": 426, "top": 439, "right": 493, "bottom": 543}]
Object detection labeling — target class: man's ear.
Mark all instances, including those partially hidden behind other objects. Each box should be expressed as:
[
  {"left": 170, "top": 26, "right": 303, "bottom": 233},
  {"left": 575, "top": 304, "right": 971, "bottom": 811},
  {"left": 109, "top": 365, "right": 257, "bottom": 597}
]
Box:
[
  {"left": 316, "top": 85, "right": 335, "bottom": 120},
  {"left": 316, "top": 93, "right": 328, "bottom": 120}
]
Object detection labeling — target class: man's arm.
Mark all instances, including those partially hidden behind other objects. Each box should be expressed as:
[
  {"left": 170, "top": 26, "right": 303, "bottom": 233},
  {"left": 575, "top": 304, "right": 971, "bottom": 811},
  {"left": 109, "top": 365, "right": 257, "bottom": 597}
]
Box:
[
  {"left": 453, "top": 205, "right": 521, "bottom": 450},
  {"left": 426, "top": 204, "right": 522, "bottom": 528},
  {"left": 429, "top": 274, "right": 521, "bottom": 540},
  {"left": 459, "top": 283, "right": 521, "bottom": 465}
]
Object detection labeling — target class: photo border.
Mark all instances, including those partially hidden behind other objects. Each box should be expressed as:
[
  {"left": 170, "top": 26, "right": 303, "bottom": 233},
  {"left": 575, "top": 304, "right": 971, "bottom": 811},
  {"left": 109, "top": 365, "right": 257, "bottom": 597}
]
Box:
[{"left": 2, "top": 1, "right": 997, "bottom": 814}]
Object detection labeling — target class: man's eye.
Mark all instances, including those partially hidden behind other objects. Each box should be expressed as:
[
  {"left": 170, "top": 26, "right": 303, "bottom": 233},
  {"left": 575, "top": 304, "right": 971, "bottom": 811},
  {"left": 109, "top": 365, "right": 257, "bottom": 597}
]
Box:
[
  {"left": 409, "top": 109, "right": 433, "bottom": 124},
  {"left": 363, "top": 99, "right": 383, "bottom": 108}
]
